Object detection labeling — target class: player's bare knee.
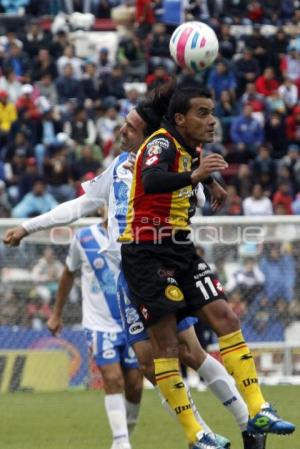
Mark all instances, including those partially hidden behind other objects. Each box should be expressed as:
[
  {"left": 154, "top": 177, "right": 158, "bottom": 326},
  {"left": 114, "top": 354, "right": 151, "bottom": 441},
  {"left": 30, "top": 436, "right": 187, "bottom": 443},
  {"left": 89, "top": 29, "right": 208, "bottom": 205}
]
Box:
[
  {"left": 139, "top": 360, "right": 155, "bottom": 385},
  {"left": 217, "top": 306, "right": 240, "bottom": 335},
  {"left": 102, "top": 372, "right": 124, "bottom": 393}
]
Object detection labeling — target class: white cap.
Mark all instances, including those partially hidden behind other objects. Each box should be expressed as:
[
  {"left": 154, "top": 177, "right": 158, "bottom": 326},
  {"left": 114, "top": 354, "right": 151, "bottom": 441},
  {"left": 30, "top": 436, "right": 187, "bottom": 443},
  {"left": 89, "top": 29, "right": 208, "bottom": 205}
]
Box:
[{"left": 21, "top": 84, "right": 33, "bottom": 95}]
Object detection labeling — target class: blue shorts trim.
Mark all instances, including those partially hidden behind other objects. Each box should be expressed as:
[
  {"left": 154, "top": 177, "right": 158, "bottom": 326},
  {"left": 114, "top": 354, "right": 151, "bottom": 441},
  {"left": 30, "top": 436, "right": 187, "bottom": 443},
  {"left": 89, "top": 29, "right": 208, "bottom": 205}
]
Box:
[{"left": 84, "top": 328, "right": 138, "bottom": 369}]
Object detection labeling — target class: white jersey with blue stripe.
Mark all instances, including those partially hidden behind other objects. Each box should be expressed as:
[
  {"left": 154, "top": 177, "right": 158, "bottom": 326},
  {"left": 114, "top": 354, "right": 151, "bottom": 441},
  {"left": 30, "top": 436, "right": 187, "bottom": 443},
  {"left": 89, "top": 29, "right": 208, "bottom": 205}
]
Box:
[
  {"left": 66, "top": 223, "right": 122, "bottom": 333},
  {"left": 81, "top": 152, "right": 131, "bottom": 257}
]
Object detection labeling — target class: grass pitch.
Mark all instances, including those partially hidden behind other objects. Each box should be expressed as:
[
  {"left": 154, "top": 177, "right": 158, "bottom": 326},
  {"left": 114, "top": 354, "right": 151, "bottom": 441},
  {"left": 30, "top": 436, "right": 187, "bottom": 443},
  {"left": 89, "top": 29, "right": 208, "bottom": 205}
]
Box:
[{"left": 0, "top": 386, "right": 299, "bottom": 449}]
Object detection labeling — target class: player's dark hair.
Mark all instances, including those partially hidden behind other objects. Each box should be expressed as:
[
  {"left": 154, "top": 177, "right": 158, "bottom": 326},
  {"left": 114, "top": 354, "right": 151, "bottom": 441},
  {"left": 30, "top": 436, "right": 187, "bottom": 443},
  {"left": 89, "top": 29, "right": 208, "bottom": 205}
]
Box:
[
  {"left": 136, "top": 78, "right": 177, "bottom": 137},
  {"left": 168, "top": 87, "right": 213, "bottom": 124}
]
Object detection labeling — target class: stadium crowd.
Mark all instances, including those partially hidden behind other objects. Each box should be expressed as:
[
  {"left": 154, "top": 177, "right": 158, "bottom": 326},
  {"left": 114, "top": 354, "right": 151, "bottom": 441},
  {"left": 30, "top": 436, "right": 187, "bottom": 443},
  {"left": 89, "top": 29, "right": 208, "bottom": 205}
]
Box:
[
  {"left": 0, "top": 0, "right": 299, "bottom": 217},
  {"left": 0, "top": 1, "right": 300, "bottom": 349}
]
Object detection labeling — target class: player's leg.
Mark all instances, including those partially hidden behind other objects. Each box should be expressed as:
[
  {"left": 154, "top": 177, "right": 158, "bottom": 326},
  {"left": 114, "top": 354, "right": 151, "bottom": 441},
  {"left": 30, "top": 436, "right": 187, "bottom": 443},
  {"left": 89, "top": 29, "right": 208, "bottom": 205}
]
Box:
[
  {"left": 178, "top": 323, "right": 267, "bottom": 449},
  {"left": 183, "top": 253, "right": 295, "bottom": 435},
  {"left": 121, "top": 338, "right": 143, "bottom": 436},
  {"left": 85, "top": 329, "right": 131, "bottom": 449}
]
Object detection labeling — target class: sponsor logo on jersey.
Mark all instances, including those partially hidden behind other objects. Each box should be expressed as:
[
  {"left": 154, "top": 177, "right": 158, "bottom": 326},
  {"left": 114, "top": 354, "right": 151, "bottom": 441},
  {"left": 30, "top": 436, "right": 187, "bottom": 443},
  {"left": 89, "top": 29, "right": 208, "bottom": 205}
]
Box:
[
  {"left": 147, "top": 144, "right": 162, "bottom": 156},
  {"left": 125, "top": 307, "right": 140, "bottom": 324},
  {"left": 147, "top": 137, "right": 169, "bottom": 149},
  {"left": 103, "top": 349, "right": 116, "bottom": 359},
  {"left": 129, "top": 322, "right": 144, "bottom": 335},
  {"left": 198, "top": 263, "right": 207, "bottom": 271},
  {"left": 165, "top": 285, "right": 184, "bottom": 302}
]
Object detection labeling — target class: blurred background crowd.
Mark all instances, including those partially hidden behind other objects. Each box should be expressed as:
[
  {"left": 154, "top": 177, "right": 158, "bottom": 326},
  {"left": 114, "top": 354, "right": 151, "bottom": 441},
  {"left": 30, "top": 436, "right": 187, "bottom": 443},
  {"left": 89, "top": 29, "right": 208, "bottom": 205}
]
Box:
[{"left": 0, "top": 0, "right": 298, "bottom": 218}]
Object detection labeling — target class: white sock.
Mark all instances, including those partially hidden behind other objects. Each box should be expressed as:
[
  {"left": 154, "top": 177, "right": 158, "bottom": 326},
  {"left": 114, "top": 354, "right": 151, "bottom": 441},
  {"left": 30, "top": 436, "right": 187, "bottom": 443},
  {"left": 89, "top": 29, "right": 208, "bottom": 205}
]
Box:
[
  {"left": 155, "top": 385, "right": 212, "bottom": 434},
  {"left": 104, "top": 394, "right": 130, "bottom": 445},
  {"left": 125, "top": 399, "right": 140, "bottom": 435},
  {"left": 198, "top": 354, "right": 248, "bottom": 431}
]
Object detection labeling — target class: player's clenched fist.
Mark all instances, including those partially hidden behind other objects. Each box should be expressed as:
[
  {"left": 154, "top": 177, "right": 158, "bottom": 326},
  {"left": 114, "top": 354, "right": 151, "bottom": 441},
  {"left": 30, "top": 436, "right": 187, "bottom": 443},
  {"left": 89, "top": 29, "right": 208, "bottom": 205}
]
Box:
[
  {"left": 3, "top": 226, "right": 28, "bottom": 247},
  {"left": 191, "top": 153, "right": 228, "bottom": 185},
  {"left": 47, "top": 314, "right": 63, "bottom": 337}
]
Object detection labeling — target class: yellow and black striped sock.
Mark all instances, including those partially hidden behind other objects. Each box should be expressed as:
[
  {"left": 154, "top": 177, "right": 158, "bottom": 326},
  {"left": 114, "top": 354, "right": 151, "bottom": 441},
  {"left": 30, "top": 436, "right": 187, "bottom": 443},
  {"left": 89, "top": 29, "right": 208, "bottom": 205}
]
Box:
[
  {"left": 219, "top": 330, "right": 265, "bottom": 417},
  {"left": 154, "top": 358, "right": 202, "bottom": 444}
]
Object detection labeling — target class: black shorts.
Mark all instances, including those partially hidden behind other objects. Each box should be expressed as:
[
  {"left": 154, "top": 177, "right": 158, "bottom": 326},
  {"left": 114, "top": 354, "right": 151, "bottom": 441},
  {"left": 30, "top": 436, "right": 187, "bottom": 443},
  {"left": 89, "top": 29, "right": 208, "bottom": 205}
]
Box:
[{"left": 121, "top": 241, "right": 227, "bottom": 327}]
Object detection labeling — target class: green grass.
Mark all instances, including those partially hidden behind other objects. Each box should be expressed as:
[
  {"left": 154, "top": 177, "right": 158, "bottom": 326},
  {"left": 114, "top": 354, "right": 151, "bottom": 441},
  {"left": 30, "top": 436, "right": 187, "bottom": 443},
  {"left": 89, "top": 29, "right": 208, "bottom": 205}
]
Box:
[{"left": 0, "top": 386, "right": 299, "bottom": 449}]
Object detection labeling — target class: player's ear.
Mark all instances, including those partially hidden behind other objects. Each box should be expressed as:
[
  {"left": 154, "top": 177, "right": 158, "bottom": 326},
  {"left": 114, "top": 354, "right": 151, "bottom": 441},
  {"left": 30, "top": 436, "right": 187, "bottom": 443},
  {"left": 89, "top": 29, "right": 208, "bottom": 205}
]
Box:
[{"left": 174, "top": 112, "right": 185, "bottom": 127}]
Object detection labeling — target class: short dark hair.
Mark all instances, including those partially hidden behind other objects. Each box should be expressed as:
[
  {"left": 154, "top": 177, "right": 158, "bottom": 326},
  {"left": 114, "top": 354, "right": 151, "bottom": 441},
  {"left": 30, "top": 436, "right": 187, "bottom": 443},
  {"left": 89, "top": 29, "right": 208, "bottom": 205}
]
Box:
[
  {"left": 168, "top": 87, "right": 212, "bottom": 124},
  {"left": 136, "top": 78, "right": 177, "bottom": 137}
]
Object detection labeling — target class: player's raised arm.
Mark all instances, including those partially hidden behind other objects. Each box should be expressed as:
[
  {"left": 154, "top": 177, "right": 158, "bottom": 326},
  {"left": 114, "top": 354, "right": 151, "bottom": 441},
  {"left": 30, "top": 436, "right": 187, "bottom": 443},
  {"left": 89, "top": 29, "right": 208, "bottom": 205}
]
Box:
[{"left": 3, "top": 160, "right": 116, "bottom": 247}]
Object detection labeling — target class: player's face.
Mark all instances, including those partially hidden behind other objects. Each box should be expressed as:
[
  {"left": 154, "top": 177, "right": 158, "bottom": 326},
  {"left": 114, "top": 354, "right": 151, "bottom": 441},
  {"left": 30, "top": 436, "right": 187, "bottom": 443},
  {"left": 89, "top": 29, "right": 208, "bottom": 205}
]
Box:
[
  {"left": 176, "top": 97, "right": 216, "bottom": 147},
  {"left": 120, "top": 110, "right": 146, "bottom": 153}
]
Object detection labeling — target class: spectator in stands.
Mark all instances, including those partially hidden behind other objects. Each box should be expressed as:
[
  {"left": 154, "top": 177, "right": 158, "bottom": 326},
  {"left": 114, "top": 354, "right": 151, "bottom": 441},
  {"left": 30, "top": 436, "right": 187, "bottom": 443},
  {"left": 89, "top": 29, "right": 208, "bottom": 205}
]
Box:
[
  {"left": 230, "top": 104, "right": 264, "bottom": 160},
  {"left": 18, "top": 156, "right": 40, "bottom": 199},
  {"left": 119, "top": 88, "right": 139, "bottom": 118},
  {"left": 272, "top": 182, "right": 293, "bottom": 214},
  {"left": 49, "top": 30, "right": 70, "bottom": 59},
  {"left": 264, "top": 112, "right": 287, "bottom": 159},
  {"left": 57, "top": 44, "right": 83, "bottom": 80},
  {"left": 226, "top": 255, "right": 265, "bottom": 304},
  {"left": 11, "top": 177, "right": 58, "bottom": 218},
  {"left": 218, "top": 24, "right": 237, "bottom": 61},
  {"left": 96, "top": 105, "right": 122, "bottom": 145},
  {"left": 4, "top": 130, "right": 33, "bottom": 162},
  {"left": 251, "top": 143, "right": 277, "bottom": 184},
  {"left": 55, "top": 63, "right": 83, "bottom": 104},
  {"left": 22, "top": 20, "right": 48, "bottom": 59},
  {"left": 32, "top": 48, "right": 58, "bottom": 82},
  {"left": 207, "top": 60, "right": 237, "bottom": 101},
  {"left": 240, "top": 82, "right": 268, "bottom": 124},
  {"left": 292, "top": 192, "right": 300, "bottom": 214},
  {"left": 5, "top": 40, "right": 30, "bottom": 78},
  {"left": 242, "top": 309, "right": 285, "bottom": 342},
  {"left": 234, "top": 48, "right": 260, "bottom": 97},
  {"left": 255, "top": 67, "right": 280, "bottom": 97},
  {"left": 81, "top": 61, "right": 100, "bottom": 106},
  {"left": 0, "top": 0, "right": 29, "bottom": 14},
  {"left": 285, "top": 105, "right": 300, "bottom": 146},
  {"left": 0, "top": 67, "right": 22, "bottom": 103},
  {"left": 117, "top": 33, "right": 146, "bottom": 81},
  {"left": 64, "top": 106, "right": 97, "bottom": 145},
  {"left": 44, "top": 148, "right": 75, "bottom": 202},
  {"left": 217, "top": 184, "right": 242, "bottom": 215},
  {"left": 35, "top": 72, "right": 58, "bottom": 107},
  {"left": 145, "top": 64, "right": 170, "bottom": 91},
  {"left": 31, "top": 246, "right": 64, "bottom": 306},
  {"left": 99, "top": 64, "right": 126, "bottom": 100},
  {"left": 177, "top": 67, "right": 204, "bottom": 89},
  {"left": 149, "top": 23, "right": 175, "bottom": 74},
  {"left": 232, "top": 164, "right": 252, "bottom": 198},
  {"left": 244, "top": 25, "right": 271, "bottom": 70},
  {"left": 215, "top": 89, "right": 239, "bottom": 143},
  {"left": 15, "top": 84, "right": 41, "bottom": 125},
  {"left": 73, "top": 144, "right": 102, "bottom": 181},
  {"left": 269, "top": 28, "right": 290, "bottom": 72},
  {"left": 279, "top": 144, "right": 300, "bottom": 191},
  {"left": 135, "top": 0, "right": 155, "bottom": 38},
  {"left": 97, "top": 47, "right": 113, "bottom": 77},
  {"left": 247, "top": 0, "right": 264, "bottom": 23},
  {"left": 259, "top": 243, "right": 295, "bottom": 303},
  {"left": 243, "top": 183, "right": 273, "bottom": 215},
  {"left": 278, "top": 77, "right": 298, "bottom": 111},
  {"left": 0, "top": 90, "right": 17, "bottom": 139}
]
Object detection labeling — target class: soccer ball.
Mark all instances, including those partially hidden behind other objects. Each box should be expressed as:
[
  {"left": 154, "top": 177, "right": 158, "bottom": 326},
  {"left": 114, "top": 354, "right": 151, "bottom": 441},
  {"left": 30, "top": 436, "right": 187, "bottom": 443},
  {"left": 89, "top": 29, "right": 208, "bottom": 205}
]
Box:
[{"left": 169, "top": 21, "right": 219, "bottom": 71}]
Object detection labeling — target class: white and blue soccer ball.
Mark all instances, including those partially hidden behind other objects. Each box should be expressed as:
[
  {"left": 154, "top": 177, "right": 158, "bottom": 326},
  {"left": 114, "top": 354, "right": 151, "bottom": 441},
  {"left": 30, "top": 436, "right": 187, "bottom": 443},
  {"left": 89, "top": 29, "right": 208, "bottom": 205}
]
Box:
[{"left": 169, "top": 21, "right": 219, "bottom": 71}]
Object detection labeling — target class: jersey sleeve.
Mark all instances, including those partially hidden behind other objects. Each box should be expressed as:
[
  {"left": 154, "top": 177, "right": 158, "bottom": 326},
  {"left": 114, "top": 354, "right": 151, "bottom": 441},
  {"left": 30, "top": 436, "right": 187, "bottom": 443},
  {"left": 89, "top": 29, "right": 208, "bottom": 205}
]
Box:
[
  {"left": 81, "top": 158, "right": 116, "bottom": 203},
  {"left": 66, "top": 235, "right": 82, "bottom": 272}
]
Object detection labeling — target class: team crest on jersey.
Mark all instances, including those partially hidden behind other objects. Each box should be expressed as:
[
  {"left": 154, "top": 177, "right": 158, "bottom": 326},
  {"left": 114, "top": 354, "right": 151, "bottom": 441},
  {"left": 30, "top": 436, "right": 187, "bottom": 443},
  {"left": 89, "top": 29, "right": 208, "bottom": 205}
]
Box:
[
  {"left": 147, "top": 144, "right": 162, "bottom": 156},
  {"left": 165, "top": 285, "right": 184, "bottom": 302},
  {"left": 93, "top": 257, "right": 105, "bottom": 269}
]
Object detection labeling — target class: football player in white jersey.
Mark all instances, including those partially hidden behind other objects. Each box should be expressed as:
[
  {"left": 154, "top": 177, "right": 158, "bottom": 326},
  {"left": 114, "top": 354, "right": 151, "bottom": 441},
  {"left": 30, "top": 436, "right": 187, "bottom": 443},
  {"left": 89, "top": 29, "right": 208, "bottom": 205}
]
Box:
[
  {"left": 4, "top": 81, "right": 266, "bottom": 449},
  {"left": 47, "top": 221, "right": 142, "bottom": 449}
]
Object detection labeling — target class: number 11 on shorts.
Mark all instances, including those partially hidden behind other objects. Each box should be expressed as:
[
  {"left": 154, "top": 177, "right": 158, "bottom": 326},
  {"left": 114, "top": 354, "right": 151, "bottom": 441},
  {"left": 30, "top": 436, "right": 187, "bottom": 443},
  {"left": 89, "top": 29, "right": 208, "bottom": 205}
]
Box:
[{"left": 196, "top": 277, "right": 218, "bottom": 300}]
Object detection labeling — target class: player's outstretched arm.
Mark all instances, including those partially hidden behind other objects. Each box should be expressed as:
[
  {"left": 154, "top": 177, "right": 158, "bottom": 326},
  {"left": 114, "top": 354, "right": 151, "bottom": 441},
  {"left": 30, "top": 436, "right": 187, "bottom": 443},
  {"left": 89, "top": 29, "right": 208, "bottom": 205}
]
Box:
[
  {"left": 47, "top": 266, "right": 76, "bottom": 336},
  {"left": 3, "top": 194, "right": 102, "bottom": 247}
]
